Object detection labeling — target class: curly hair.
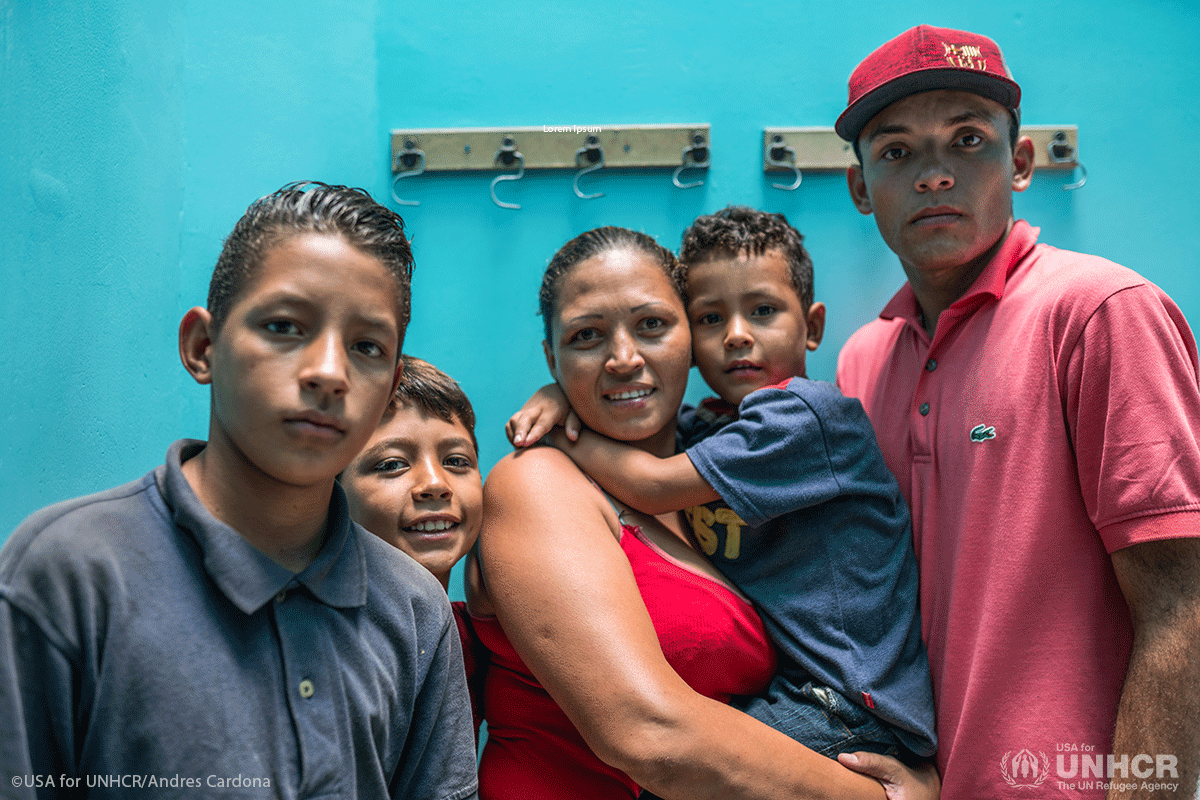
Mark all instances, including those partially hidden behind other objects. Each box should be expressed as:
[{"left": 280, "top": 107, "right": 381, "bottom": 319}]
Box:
[
  {"left": 679, "top": 206, "right": 813, "bottom": 311},
  {"left": 207, "top": 181, "right": 414, "bottom": 336},
  {"left": 538, "top": 226, "right": 685, "bottom": 342}
]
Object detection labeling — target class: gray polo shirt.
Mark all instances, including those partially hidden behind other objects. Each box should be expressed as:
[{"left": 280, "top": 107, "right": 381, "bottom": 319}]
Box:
[{"left": 0, "top": 440, "right": 478, "bottom": 799}]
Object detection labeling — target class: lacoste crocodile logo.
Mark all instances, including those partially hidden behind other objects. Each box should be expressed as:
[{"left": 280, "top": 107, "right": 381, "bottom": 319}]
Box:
[{"left": 970, "top": 424, "right": 996, "bottom": 442}]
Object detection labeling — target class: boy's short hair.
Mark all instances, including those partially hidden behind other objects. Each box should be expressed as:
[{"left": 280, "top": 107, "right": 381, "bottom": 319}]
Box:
[
  {"left": 207, "top": 181, "right": 414, "bottom": 335},
  {"left": 679, "top": 206, "right": 814, "bottom": 311},
  {"left": 393, "top": 355, "right": 478, "bottom": 455}
]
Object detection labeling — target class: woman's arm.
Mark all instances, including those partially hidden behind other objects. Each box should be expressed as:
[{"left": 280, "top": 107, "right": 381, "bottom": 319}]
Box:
[{"left": 478, "top": 446, "right": 887, "bottom": 800}]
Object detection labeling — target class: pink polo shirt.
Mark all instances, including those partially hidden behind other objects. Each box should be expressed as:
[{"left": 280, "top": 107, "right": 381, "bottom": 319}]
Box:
[{"left": 838, "top": 221, "right": 1200, "bottom": 798}]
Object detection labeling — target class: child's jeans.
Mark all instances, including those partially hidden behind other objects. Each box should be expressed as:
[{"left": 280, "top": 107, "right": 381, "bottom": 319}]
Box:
[
  {"left": 638, "top": 679, "right": 916, "bottom": 800},
  {"left": 737, "top": 678, "right": 911, "bottom": 759}
]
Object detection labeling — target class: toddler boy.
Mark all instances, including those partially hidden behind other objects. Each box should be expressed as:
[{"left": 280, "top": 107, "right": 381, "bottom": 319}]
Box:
[
  {"left": 0, "top": 183, "right": 479, "bottom": 799},
  {"left": 511, "top": 207, "right": 935, "bottom": 767}
]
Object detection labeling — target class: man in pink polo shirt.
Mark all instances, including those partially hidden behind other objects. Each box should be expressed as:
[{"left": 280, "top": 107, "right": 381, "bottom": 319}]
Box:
[{"left": 832, "top": 25, "right": 1200, "bottom": 800}]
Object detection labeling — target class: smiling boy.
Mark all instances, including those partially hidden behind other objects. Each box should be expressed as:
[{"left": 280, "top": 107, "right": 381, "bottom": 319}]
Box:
[
  {"left": 835, "top": 26, "right": 1200, "bottom": 799},
  {"left": 0, "top": 183, "right": 479, "bottom": 799},
  {"left": 342, "top": 355, "right": 482, "bottom": 592},
  {"left": 341, "top": 355, "right": 488, "bottom": 736}
]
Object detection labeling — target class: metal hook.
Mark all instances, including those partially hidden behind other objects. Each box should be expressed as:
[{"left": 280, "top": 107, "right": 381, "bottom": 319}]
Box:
[
  {"left": 490, "top": 138, "right": 525, "bottom": 209},
  {"left": 573, "top": 139, "right": 605, "bottom": 199},
  {"left": 672, "top": 135, "right": 710, "bottom": 189},
  {"left": 1061, "top": 162, "right": 1088, "bottom": 191},
  {"left": 390, "top": 147, "right": 425, "bottom": 206},
  {"left": 1047, "top": 131, "right": 1087, "bottom": 191},
  {"left": 765, "top": 135, "right": 802, "bottom": 191}
]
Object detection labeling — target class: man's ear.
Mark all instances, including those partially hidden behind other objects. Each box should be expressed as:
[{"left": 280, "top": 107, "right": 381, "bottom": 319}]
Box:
[
  {"left": 847, "top": 164, "right": 873, "bottom": 215},
  {"left": 179, "top": 307, "right": 215, "bottom": 385},
  {"left": 805, "top": 301, "right": 826, "bottom": 351},
  {"left": 542, "top": 340, "right": 558, "bottom": 381},
  {"left": 1012, "top": 135, "right": 1035, "bottom": 193}
]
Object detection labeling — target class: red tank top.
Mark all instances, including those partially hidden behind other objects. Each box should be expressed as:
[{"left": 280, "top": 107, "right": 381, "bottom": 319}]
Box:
[
  {"left": 451, "top": 601, "right": 486, "bottom": 740},
  {"left": 473, "top": 522, "right": 776, "bottom": 799}
]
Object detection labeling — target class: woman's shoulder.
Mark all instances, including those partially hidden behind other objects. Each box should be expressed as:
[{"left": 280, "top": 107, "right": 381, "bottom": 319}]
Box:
[
  {"left": 482, "top": 445, "right": 622, "bottom": 540},
  {"left": 486, "top": 444, "right": 590, "bottom": 494}
]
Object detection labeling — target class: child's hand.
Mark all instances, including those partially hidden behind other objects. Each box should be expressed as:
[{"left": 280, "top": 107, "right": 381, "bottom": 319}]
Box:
[{"left": 506, "top": 383, "right": 581, "bottom": 447}]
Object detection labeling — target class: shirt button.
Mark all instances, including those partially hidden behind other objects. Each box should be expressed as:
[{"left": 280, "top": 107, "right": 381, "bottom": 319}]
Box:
[
  {"left": 298, "top": 679, "right": 315, "bottom": 699},
  {"left": 274, "top": 590, "right": 287, "bottom": 604},
  {"left": 919, "top": 403, "right": 930, "bottom": 416},
  {"left": 925, "top": 359, "right": 938, "bottom": 372}
]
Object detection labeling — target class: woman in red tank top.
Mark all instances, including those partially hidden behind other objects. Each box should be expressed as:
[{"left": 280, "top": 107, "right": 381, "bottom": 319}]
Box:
[{"left": 469, "top": 228, "right": 906, "bottom": 799}]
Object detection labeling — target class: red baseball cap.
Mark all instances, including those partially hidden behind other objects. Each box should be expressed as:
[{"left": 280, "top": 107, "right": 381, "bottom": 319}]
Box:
[{"left": 836, "top": 25, "right": 1021, "bottom": 142}]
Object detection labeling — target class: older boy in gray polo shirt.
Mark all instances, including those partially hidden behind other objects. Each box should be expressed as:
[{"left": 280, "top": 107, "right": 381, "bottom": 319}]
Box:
[{"left": 0, "top": 183, "right": 479, "bottom": 799}]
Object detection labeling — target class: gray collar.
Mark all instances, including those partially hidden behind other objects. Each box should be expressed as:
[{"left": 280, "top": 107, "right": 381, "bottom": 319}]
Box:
[{"left": 156, "top": 439, "right": 367, "bottom": 614}]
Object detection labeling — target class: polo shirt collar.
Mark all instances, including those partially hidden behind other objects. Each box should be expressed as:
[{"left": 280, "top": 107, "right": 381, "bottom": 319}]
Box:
[
  {"left": 157, "top": 439, "right": 368, "bottom": 615},
  {"left": 295, "top": 484, "right": 367, "bottom": 609},
  {"left": 878, "top": 219, "right": 1041, "bottom": 325}
]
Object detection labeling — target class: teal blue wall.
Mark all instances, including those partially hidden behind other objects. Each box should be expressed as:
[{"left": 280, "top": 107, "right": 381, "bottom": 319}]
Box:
[{"left": 4, "top": 2, "right": 1199, "bottom": 600}]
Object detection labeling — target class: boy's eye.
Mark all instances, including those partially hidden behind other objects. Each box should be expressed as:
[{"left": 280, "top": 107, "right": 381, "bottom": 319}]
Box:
[
  {"left": 373, "top": 457, "right": 408, "bottom": 473},
  {"left": 353, "top": 340, "right": 386, "bottom": 358},
  {"left": 264, "top": 319, "right": 301, "bottom": 335},
  {"left": 696, "top": 312, "right": 722, "bottom": 326},
  {"left": 445, "top": 454, "right": 476, "bottom": 470},
  {"left": 751, "top": 304, "right": 776, "bottom": 318},
  {"left": 881, "top": 146, "right": 908, "bottom": 162},
  {"left": 956, "top": 133, "right": 983, "bottom": 147}
]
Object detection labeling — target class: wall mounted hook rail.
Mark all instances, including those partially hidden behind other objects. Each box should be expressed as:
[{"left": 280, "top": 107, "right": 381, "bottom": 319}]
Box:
[
  {"left": 390, "top": 124, "right": 711, "bottom": 203},
  {"left": 762, "top": 127, "right": 853, "bottom": 180}
]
